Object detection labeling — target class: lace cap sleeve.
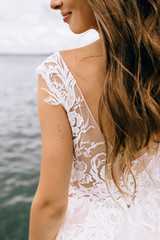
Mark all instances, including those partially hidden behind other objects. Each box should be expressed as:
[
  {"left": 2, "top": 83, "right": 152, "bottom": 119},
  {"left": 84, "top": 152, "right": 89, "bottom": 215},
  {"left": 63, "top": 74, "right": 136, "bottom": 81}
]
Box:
[{"left": 35, "top": 52, "right": 69, "bottom": 110}]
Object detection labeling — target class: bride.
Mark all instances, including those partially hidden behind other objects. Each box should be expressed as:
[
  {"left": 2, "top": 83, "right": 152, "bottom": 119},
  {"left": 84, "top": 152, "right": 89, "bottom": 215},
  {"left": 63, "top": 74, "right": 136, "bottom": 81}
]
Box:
[{"left": 29, "top": 0, "right": 160, "bottom": 239}]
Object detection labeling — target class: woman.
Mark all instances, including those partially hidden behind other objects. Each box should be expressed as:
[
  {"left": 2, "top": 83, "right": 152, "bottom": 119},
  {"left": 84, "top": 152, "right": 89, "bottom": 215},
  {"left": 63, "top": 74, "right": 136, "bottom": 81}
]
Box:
[{"left": 29, "top": 0, "right": 160, "bottom": 239}]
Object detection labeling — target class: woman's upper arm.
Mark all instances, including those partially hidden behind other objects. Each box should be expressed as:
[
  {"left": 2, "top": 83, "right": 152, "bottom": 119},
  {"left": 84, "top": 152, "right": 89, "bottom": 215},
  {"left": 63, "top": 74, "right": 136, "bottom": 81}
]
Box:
[{"left": 35, "top": 74, "right": 73, "bottom": 208}]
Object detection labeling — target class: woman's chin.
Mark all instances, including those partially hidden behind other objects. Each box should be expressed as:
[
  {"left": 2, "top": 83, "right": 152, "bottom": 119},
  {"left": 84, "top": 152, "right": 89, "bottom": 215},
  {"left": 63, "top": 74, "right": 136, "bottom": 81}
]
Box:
[{"left": 69, "top": 26, "right": 93, "bottom": 34}]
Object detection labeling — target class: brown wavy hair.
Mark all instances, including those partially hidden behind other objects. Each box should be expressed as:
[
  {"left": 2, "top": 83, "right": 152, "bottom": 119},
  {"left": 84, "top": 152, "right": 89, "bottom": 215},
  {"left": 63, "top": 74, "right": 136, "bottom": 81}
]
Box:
[{"left": 88, "top": 0, "right": 160, "bottom": 196}]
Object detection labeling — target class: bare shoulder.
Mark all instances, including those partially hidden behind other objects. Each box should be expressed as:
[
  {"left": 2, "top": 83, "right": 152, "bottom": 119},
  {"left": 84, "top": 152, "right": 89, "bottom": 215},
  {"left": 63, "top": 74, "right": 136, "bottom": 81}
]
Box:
[{"left": 59, "top": 39, "right": 104, "bottom": 68}]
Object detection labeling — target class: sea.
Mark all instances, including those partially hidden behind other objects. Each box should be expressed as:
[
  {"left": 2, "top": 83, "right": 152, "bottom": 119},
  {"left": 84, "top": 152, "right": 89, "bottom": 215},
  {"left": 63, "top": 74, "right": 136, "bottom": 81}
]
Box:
[{"left": 0, "top": 54, "right": 50, "bottom": 240}]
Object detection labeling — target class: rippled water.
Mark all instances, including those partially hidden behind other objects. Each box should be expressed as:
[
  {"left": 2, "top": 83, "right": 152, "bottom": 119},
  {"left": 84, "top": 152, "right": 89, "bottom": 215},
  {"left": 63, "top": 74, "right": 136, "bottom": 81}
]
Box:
[{"left": 0, "top": 55, "right": 48, "bottom": 240}]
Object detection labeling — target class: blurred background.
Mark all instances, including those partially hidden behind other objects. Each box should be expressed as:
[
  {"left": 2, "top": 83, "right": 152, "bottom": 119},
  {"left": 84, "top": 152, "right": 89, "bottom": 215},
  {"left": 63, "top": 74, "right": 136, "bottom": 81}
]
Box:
[{"left": 0, "top": 0, "right": 99, "bottom": 239}]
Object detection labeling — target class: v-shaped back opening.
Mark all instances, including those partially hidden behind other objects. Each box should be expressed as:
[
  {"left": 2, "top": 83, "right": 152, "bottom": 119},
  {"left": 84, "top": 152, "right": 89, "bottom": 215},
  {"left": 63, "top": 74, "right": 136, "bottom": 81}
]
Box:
[{"left": 57, "top": 51, "right": 103, "bottom": 135}]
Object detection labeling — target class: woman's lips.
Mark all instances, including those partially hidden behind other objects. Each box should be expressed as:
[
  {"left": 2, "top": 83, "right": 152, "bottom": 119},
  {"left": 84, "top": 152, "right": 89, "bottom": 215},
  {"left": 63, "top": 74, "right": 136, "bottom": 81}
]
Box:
[{"left": 62, "top": 12, "right": 72, "bottom": 22}]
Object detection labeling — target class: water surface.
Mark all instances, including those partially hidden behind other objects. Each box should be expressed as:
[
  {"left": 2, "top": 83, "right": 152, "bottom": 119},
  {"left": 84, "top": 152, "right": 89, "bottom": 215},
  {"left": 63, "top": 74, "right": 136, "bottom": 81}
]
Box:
[{"left": 0, "top": 55, "right": 48, "bottom": 240}]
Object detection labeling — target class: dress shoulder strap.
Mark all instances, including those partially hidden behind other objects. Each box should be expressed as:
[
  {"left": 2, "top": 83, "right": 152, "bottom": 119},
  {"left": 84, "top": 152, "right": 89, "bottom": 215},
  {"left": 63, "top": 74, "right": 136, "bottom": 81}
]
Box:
[{"left": 35, "top": 51, "right": 76, "bottom": 112}]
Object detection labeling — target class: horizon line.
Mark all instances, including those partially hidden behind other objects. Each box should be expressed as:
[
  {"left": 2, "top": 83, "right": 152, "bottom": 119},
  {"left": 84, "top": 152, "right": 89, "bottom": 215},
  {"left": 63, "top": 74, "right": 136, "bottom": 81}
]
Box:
[{"left": 0, "top": 52, "right": 52, "bottom": 57}]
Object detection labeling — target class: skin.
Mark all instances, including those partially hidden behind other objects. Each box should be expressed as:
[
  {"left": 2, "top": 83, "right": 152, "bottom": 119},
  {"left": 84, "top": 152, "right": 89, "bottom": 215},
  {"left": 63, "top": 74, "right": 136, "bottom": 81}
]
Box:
[
  {"left": 29, "top": 1, "right": 99, "bottom": 240},
  {"left": 50, "top": 0, "right": 98, "bottom": 34}
]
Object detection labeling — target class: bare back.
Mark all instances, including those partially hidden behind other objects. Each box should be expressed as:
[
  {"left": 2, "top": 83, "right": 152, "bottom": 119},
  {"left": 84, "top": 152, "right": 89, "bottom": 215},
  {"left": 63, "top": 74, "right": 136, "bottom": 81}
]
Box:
[{"left": 60, "top": 39, "right": 106, "bottom": 130}]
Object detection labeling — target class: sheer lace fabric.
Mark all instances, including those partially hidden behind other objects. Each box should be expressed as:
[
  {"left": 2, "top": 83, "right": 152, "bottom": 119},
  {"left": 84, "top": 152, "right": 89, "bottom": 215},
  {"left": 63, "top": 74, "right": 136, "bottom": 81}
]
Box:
[{"left": 36, "top": 51, "right": 160, "bottom": 240}]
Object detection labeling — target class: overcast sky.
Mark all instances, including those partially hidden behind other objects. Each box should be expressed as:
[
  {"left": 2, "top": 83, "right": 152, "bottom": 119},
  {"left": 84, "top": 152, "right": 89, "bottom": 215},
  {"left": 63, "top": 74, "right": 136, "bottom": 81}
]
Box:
[{"left": 0, "top": 0, "right": 99, "bottom": 54}]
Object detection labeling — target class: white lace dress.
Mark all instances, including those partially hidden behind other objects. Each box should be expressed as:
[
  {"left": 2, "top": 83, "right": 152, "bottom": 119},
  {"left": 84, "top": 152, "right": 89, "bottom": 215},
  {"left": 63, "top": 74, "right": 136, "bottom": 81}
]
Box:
[{"left": 36, "top": 51, "right": 160, "bottom": 240}]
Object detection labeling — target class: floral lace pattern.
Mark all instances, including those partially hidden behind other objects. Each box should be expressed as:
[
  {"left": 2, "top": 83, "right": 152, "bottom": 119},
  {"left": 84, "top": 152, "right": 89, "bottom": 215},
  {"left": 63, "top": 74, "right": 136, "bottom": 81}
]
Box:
[{"left": 36, "top": 51, "right": 160, "bottom": 240}]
